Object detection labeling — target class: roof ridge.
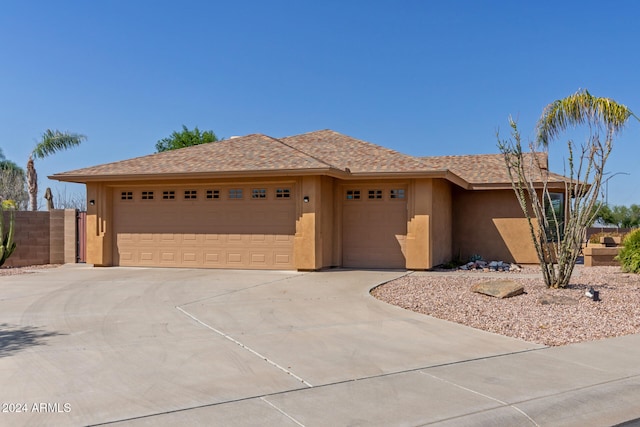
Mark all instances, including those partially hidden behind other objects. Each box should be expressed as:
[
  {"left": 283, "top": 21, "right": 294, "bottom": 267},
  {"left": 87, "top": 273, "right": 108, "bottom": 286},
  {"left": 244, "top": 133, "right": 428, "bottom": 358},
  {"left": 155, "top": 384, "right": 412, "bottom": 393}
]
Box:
[{"left": 269, "top": 134, "right": 341, "bottom": 171}]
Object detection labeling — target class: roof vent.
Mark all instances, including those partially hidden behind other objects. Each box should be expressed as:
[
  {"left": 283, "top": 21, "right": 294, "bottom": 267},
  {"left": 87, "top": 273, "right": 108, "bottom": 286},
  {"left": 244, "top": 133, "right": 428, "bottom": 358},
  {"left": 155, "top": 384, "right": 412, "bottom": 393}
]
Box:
[{"left": 229, "top": 136, "right": 241, "bottom": 139}]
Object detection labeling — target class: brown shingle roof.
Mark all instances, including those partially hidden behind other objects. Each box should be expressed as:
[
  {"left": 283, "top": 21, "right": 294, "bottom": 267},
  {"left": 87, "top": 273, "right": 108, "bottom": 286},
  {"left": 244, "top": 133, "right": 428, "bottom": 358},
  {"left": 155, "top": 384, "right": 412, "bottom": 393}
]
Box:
[
  {"left": 421, "top": 153, "right": 567, "bottom": 187},
  {"left": 51, "top": 129, "right": 443, "bottom": 182},
  {"left": 52, "top": 133, "right": 336, "bottom": 180},
  {"left": 281, "top": 129, "right": 435, "bottom": 173},
  {"left": 50, "top": 129, "right": 568, "bottom": 189}
]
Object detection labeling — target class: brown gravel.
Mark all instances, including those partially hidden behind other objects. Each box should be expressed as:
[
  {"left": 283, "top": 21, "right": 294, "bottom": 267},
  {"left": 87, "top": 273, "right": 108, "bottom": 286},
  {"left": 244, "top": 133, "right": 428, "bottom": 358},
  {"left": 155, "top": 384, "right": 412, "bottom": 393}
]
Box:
[
  {"left": 0, "top": 264, "right": 62, "bottom": 276},
  {"left": 371, "top": 266, "right": 640, "bottom": 346}
]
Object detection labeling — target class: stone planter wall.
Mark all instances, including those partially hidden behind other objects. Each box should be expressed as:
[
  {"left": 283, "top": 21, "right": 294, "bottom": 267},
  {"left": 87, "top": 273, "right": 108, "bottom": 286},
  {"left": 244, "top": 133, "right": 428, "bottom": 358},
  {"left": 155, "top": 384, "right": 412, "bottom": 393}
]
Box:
[{"left": 583, "top": 245, "right": 621, "bottom": 267}]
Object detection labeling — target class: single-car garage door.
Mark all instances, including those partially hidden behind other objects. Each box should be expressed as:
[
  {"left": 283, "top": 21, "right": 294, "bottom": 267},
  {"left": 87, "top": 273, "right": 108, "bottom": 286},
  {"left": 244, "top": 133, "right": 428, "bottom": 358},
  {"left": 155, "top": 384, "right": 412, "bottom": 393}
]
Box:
[
  {"left": 113, "top": 184, "right": 296, "bottom": 269},
  {"left": 342, "top": 184, "right": 407, "bottom": 268}
]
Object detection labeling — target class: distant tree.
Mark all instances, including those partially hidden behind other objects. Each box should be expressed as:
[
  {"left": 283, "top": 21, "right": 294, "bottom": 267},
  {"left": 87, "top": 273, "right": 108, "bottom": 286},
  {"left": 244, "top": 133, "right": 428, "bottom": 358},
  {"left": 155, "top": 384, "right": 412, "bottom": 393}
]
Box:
[
  {"left": 499, "top": 89, "right": 637, "bottom": 288},
  {"left": 54, "top": 187, "right": 87, "bottom": 211},
  {"left": 0, "top": 148, "right": 22, "bottom": 173},
  {"left": 155, "top": 125, "right": 218, "bottom": 152},
  {"left": 28, "top": 130, "right": 87, "bottom": 211},
  {"left": 0, "top": 148, "right": 28, "bottom": 209},
  {"left": 596, "top": 203, "right": 640, "bottom": 228}
]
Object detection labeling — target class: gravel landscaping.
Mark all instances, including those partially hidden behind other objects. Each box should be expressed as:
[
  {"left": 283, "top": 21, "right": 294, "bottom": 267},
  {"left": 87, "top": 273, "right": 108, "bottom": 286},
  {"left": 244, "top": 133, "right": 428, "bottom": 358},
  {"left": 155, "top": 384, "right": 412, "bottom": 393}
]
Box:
[
  {"left": 372, "top": 265, "right": 640, "bottom": 346},
  {"left": 0, "top": 264, "right": 62, "bottom": 276}
]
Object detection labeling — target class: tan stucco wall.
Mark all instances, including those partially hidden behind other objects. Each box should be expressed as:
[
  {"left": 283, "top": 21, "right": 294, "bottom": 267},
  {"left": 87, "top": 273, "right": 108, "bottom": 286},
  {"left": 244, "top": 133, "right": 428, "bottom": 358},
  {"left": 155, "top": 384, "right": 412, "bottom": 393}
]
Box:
[
  {"left": 405, "top": 178, "right": 452, "bottom": 269},
  {"left": 452, "top": 188, "right": 538, "bottom": 263},
  {"left": 406, "top": 179, "right": 431, "bottom": 269},
  {"left": 294, "top": 176, "right": 323, "bottom": 270},
  {"left": 320, "top": 176, "right": 335, "bottom": 268},
  {"left": 86, "top": 182, "right": 113, "bottom": 266},
  {"left": 430, "top": 179, "right": 453, "bottom": 267}
]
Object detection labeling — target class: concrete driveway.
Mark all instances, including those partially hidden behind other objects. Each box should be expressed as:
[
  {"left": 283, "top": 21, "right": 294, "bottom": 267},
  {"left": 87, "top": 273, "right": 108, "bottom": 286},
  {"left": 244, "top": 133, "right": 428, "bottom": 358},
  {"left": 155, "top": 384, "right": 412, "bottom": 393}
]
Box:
[{"left": 1, "top": 265, "right": 639, "bottom": 426}]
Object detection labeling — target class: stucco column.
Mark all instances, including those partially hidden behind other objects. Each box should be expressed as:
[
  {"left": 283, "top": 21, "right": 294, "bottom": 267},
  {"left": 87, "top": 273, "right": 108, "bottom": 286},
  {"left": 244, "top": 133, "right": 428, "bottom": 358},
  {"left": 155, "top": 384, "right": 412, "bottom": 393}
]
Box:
[
  {"left": 294, "top": 176, "right": 322, "bottom": 270},
  {"left": 86, "top": 183, "right": 113, "bottom": 266},
  {"left": 406, "top": 179, "right": 432, "bottom": 269}
]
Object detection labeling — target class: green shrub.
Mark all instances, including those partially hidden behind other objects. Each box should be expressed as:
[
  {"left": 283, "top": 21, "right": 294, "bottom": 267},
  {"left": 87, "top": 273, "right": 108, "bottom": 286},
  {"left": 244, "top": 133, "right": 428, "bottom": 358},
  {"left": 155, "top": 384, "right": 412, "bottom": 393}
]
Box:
[{"left": 616, "top": 229, "right": 640, "bottom": 273}]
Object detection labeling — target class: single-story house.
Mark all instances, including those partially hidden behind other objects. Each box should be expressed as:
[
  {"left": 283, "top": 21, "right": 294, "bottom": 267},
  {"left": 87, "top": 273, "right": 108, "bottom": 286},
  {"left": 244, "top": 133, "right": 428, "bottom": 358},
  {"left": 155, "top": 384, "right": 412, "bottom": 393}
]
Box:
[{"left": 51, "top": 129, "right": 568, "bottom": 270}]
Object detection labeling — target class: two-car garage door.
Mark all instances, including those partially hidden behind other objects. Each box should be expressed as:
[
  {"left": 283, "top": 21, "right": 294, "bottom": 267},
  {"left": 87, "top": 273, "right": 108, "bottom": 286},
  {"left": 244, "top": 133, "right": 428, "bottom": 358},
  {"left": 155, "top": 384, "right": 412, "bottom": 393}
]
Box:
[{"left": 113, "top": 184, "right": 296, "bottom": 269}]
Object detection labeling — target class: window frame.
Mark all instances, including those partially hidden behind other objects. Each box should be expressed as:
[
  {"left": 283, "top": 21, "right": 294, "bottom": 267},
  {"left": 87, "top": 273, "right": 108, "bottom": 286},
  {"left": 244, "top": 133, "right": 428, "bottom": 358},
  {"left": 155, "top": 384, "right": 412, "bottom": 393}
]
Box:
[
  {"left": 368, "top": 189, "right": 383, "bottom": 200},
  {"left": 206, "top": 189, "right": 220, "bottom": 200},
  {"left": 275, "top": 188, "right": 291, "bottom": 199},
  {"left": 389, "top": 189, "right": 406, "bottom": 200},
  {"left": 251, "top": 188, "right": 267, "bottom": 199},
  {"left": 141, "top": 191, "right": 154, "bottom": 200},
  {"left": 544, "top": 192, "right": 565, "bottom": 242},
  {"left": 228, "top": 188, "right": 243, "bottom": 200},
  {"left": 346, "top": 189, "right": 361, "bottom": 200}
]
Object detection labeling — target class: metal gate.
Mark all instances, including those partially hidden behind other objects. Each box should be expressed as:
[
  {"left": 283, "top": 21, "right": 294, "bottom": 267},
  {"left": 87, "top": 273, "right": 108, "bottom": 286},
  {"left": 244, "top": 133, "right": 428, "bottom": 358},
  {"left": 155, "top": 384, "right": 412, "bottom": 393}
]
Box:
[{"left": 76, "top": 211, "right": 87, "bottom": 263}]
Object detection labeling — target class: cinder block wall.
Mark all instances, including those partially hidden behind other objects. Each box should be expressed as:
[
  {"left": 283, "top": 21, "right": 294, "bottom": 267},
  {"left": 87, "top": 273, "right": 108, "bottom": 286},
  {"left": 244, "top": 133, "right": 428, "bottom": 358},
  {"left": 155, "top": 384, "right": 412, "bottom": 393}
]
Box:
[
  {"left": 3, "top": 211, "right": 50, "bottom": 267},
  {"left": 2, "top": 209, "right": 78, "bottom": 268}
]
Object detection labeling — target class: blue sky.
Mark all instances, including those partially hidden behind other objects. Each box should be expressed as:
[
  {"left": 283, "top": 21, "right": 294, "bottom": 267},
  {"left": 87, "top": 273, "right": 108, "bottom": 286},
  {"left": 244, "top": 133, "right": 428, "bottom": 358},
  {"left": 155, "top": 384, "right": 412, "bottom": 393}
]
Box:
[{"left": 1, "top": 0, "right": 639, "bottom": 207}]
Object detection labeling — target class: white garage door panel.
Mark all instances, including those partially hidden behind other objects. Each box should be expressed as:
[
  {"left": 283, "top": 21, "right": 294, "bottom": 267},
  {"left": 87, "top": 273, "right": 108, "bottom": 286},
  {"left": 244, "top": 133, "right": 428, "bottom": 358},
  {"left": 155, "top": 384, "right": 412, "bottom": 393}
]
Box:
[{"left": 114, "top": 185, "right": 295, "bottom": 269}]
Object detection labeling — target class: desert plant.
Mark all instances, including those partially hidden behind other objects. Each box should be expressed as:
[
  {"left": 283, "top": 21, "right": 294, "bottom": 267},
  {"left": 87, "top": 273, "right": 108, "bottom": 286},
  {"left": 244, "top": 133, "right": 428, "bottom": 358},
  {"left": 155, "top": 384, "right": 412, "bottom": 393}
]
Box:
[
  {"left": 499, "top": 89, "right": 637, "bottom": 288},
  {"left": 0, "top": 200, "right": 17, "bottom": 267},
  {"left": 616, "top": 229, "right": 640, "bottom": 273}
]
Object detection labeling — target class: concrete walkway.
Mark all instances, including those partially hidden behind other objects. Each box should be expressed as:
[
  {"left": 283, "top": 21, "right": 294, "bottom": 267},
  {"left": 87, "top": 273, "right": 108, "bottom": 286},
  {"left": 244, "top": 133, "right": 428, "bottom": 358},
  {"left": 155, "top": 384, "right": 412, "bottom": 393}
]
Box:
[{"left": 0, "top": 265, "right": 638, "bottom": 426}]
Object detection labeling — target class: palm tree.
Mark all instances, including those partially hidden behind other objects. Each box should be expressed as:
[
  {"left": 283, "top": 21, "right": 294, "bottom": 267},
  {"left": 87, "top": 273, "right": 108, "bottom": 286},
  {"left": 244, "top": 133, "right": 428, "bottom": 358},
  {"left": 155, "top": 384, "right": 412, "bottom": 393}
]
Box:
[
  {"left": 28, "top": 130, "right": 86, "bottom": 211},
  {"left": 537, "top": 89, "right": 636, "bottom": 147}
]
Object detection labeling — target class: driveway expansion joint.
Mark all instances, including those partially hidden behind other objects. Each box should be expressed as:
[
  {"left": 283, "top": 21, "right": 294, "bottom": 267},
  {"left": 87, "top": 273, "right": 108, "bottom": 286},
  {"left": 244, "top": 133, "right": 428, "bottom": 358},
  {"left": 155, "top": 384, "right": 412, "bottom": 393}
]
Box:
[{"left": 175, "top": 305, "right": 313, "bottom": 387}]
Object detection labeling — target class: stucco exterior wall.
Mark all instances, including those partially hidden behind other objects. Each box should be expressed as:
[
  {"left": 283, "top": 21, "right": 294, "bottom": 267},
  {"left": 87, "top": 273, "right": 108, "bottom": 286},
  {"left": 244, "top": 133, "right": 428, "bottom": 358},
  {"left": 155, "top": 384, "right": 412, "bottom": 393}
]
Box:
[
  {"left": 406, "top": 179, "right": 431, "bottom": 269},
  {"left": 86, "top": 182, "right": 114, "bottom": 266},
  {"left": 430, "top": 179, "right": 453, "bottom": 267},
  {"left": 294, "top": 176, "right": 322, "bottom": 270},
  {"left": 320, "top": 176, "right": 335, "bottom": 268},
  {"left": 452, "top": 188, "right": 538, "bottom": 264}
]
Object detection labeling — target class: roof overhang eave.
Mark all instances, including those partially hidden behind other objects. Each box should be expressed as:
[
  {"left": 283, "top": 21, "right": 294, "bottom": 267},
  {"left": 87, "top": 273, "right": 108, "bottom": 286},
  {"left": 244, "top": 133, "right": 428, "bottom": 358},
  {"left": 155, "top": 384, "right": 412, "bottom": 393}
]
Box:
[
  {"left": 467, "top": 180, "right": 572, "bottom": 191},
  {"left": 49, "top": 167, "right": 344, "bottom": 183},
  {"left": 343, "top": 169, "right": 467, "bottom": 182}
]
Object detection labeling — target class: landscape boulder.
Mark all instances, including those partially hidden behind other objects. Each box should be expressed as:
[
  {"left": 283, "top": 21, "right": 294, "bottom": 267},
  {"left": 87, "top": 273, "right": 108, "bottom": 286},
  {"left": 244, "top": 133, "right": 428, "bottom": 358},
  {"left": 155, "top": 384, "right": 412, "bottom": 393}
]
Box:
[{"left": 470, "top": 280, "right": 524, "bottom": 299}]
